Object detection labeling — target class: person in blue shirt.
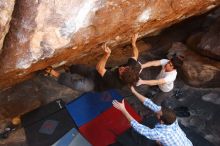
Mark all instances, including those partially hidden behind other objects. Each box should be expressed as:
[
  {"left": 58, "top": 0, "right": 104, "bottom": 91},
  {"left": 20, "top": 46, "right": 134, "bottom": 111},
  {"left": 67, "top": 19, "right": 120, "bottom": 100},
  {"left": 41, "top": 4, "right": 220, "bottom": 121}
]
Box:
[{"left": 112, "top": 86, "right": 193, "bottom": 146}]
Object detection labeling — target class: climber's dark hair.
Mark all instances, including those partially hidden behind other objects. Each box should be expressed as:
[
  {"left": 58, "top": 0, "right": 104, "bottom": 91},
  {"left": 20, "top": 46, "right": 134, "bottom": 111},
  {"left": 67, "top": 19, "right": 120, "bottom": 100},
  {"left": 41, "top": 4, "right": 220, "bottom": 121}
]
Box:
[
  {"left": 170, "top": 54, "right": 184, "bottom": 69},
  {"left": 120, "top": 67, "right": 139, "bottom": 86}
]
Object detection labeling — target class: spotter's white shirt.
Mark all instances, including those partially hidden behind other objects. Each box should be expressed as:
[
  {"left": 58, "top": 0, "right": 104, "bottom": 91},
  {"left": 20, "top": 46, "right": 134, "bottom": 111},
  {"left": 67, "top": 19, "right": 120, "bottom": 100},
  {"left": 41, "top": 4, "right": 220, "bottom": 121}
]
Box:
[{"left": 157, "top": 59, "right": 177, "bottom": 92}]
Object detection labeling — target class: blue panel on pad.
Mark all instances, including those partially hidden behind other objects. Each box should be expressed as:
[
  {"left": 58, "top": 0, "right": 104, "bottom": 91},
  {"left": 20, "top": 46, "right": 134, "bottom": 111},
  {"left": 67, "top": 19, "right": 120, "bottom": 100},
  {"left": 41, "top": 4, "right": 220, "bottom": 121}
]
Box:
[{"left": 66, "top": 90, "right": 123, "bottom": 127}]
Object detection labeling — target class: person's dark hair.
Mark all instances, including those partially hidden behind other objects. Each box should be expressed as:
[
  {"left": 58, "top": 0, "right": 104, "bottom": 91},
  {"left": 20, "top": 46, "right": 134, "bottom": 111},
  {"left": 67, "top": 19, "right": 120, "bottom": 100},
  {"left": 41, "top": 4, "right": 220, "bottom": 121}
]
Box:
[
  {"left": 170, "top": 55, "right": 183, "bottom": 69},
  {"left": 160, "top": 107, "right": 176, "bottom": 125},
  {"left": 120, "top": 67, "right": 139, "bottom": 86}
]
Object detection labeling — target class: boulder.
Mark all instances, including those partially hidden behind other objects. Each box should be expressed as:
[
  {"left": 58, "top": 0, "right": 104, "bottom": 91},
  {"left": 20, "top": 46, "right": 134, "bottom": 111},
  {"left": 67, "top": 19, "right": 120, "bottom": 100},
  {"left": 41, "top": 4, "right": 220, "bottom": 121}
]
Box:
[
  {"left": 168, "top": 42, "right": 220, "bottom": 88},
  {"left": 0, "top": 0, "right": 219, "bottom": 90},
  {"left": 182, "top": 50, "right": 220, "bottom": 88},
  {"left": 197, "top": 17, "right": 220, "bottom": 60},
  {"left": 186, "top": 9, "right": 220, "bottom": 61},
  {"left": 0, "top": 0, "right": 15, "bottom": 53}
]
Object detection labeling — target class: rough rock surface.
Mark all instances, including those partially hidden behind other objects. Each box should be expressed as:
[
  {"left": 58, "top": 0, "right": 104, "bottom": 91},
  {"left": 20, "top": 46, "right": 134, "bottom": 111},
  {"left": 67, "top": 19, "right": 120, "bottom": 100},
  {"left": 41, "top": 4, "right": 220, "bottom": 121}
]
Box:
[
  {"left": 197, "top": 17, "right": 220, "bottom": 60},
  {"left": 168, "top": 43, "right": 220, "bottom": 88},
  {"left": 187, "top": 17, "right": 220, "bottom": 61},
  {"left": 0, "top": 0, "right": 15, "bottom": 53},
  {"left": 0, "top": 0, "right": 219, "bottom": 90},
  {"left": 186, "top": 9, "right": 220, "bottom": 60},
  {"left": 182, "top": 50, "right": 220, "bottom": 87}
]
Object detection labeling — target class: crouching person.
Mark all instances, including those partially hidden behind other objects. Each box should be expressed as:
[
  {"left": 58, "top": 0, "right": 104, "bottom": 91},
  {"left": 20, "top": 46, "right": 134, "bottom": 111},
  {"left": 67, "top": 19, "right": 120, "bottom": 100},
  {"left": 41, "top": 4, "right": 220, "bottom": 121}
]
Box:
[{"left": 112, "top": 86, "right": 193, "bottom": 146}]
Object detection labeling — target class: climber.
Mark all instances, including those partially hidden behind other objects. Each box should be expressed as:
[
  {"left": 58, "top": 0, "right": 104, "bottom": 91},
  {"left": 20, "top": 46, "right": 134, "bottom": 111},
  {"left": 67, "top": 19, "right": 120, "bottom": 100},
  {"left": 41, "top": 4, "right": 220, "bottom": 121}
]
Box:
[
  {"left": 112, "top": 86, "right": 193, "bottom": 146},
  {"left": 96, "top": 33, "right": 141, "bottom": 90},
  {"left": 44, "top": 33, "right": 141, "bottom": 92}
]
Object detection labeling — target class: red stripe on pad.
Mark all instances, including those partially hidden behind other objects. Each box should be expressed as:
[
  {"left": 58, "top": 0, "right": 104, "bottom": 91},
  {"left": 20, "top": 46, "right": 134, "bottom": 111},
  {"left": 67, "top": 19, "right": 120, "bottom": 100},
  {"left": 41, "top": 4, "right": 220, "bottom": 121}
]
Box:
[{"left": 79, "top": 100, "right": 142, "bottom": 146}]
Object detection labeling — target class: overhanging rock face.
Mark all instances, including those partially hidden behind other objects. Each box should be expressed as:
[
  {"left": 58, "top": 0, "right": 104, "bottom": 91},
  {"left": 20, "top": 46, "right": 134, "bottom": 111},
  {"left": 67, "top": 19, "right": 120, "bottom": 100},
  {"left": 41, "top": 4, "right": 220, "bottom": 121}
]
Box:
[
  {"left": 0, "top": 0, "right": 15, "bottom": 53},
  {"left": 0, "top": 0, "right": 219, "bottom": 90}
]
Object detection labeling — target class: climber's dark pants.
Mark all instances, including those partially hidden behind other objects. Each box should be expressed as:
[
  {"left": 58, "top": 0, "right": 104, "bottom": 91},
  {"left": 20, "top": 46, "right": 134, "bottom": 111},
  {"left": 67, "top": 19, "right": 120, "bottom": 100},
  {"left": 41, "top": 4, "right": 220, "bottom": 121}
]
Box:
[{"left": 57, "top": 64, "right": 104, "bottom": 92}]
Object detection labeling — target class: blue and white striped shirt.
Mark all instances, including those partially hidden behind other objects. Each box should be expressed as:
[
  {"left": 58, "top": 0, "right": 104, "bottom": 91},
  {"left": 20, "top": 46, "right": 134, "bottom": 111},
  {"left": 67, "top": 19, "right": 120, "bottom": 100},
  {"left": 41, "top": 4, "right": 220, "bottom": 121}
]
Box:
[{"left": 130, "top": 99, "right": 193, "bottom": 146}]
